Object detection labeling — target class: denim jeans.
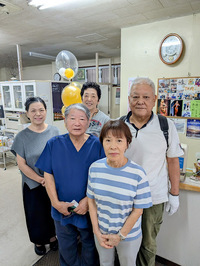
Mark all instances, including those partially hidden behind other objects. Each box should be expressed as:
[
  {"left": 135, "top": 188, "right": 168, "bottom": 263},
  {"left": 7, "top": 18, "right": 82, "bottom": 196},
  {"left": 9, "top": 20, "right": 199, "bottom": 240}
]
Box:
[{"left": 54, "top": 220, "right": 99, "bottom": 266}]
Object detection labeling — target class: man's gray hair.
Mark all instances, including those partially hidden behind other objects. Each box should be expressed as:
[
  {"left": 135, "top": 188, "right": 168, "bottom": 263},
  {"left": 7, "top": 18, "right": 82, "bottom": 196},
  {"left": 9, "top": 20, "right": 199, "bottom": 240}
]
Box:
[
  {"left": 129, "top": 77, "right": 155, "bottom": 95},
  {"left": 64, "top": 103, "right": 90, "bottom": 121}
]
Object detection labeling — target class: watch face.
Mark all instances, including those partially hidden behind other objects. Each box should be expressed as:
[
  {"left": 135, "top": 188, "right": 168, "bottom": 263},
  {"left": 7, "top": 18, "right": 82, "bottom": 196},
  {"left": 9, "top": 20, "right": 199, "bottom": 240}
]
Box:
[
  {"left": 54, "top": 73, "right": 61, "bottom": 81},
  {"left": 159, "top": 34, "right": 183, "bottom": 65}
]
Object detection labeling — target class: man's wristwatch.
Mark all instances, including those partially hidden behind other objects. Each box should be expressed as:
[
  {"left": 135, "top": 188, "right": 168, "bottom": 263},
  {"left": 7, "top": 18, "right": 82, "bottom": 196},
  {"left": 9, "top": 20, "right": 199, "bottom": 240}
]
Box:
[{"left": 117, "top": 230, "right": 126, "bottom": 241}]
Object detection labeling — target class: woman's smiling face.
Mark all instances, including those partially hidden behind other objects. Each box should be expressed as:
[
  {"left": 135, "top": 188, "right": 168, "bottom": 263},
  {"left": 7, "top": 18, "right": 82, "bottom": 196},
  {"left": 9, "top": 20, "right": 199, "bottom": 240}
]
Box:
[
  {"left": 82, "top": 88, "right": 99, "bottom": 113},
  {"left": 26, "top": 102, "right": 47, "bottom": 126}
]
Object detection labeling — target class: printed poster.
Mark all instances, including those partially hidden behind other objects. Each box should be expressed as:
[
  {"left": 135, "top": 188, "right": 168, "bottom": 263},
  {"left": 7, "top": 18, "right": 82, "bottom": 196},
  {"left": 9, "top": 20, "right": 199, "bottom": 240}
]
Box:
[
  {"left": 157, "top": 77, "right": 200, "bottom": 118},
  {"left": 186, "top": 119, "right": 200, "bottom": 139}
]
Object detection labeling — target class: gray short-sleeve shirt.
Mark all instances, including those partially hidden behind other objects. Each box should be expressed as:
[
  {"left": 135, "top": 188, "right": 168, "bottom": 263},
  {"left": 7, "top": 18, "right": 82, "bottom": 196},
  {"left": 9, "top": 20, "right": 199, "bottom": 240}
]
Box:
[
  {"left": 86, "top": 110, "right": 110, "bottom": 137},
  {"left": 11, "top": 125, "right": 59, "bottom": 189}
]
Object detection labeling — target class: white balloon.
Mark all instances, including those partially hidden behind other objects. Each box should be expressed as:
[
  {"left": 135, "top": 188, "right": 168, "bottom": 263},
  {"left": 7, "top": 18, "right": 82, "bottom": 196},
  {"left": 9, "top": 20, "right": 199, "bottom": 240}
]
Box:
[
  {"left": 59, "top": 67, "right": 66, "bottom": 78},
  {"left": 56, "top": 50, "right": 78, "bottom": 78}
]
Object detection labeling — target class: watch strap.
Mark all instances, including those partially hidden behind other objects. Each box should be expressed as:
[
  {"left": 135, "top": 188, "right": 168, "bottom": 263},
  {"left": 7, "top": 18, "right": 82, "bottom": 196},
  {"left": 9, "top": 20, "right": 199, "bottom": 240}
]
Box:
[{"left": 117, "top": 230, "right": 126, "bottom": 241}]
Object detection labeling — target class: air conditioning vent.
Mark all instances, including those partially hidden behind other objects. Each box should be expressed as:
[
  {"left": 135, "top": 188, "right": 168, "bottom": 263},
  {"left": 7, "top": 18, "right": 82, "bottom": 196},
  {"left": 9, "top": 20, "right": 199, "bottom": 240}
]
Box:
[{"left": 76, "top": 33, "right": 107, "bottom": 43}]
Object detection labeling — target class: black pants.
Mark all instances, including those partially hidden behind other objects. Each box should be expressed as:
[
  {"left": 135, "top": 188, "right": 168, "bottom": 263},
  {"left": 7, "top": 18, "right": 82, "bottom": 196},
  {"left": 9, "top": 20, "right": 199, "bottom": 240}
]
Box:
[{"left": 23, "top": 183, "right": 56, "bottom": 245}]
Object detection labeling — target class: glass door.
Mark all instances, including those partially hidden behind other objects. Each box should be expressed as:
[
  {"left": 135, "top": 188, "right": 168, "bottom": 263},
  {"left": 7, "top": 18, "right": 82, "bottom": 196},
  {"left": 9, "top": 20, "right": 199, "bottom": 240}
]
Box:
[
  {"left": 24, "top": 84, "right": 35, "bottom": 99},
  {"left": 13, "top": 85, "right": 23, "bottom": 109},
  {"left": 2, "top": 85, "right": 12, "bottom": 109}
]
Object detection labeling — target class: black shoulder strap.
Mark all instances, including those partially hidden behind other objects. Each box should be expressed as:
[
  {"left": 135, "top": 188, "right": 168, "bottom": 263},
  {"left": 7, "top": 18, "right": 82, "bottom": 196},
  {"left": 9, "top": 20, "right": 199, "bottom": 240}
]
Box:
[
  {"left": 119, "top": 115, "right": 126, "bottom": 121},
  {"left": 157, "top": 114, "right": 169, "bottom": 149}
]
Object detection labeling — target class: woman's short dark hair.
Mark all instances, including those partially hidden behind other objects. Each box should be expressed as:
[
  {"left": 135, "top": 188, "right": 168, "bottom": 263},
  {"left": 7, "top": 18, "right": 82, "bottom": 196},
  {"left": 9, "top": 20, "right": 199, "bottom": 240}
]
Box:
[
  {"left": 25, "top": 97, "right": 47, "bottom": 111},
  {"left": 100, "top": 120, "right": 132, "bottom": 145},
  {"left": 80, "top": 82, "right": 101, "bottom": 100}
]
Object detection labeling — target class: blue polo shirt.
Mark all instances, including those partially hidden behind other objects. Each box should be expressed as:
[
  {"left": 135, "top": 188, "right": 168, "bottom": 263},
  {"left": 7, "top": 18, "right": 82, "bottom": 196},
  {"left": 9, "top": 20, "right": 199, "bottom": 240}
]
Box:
[{"left": 36, "top": 133, "right": 105, "bottom": 228}]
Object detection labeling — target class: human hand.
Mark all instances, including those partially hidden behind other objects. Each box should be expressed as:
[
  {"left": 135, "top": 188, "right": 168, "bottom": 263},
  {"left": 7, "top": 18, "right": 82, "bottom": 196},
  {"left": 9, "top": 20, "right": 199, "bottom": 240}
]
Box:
[
  {"left": 166, "top": 193, "right": 179, "bottom": 216},
  {"left": 73, "top": 197, "right": 88, "bottom": 215},
  {"left": 96, "top": 232, "right": 113, "bottom": 249},
  {"left": 40, "top": 178, "right": 45, "bottom": 186},
  {"left": 102, "top": 234, "right": 121, "bottom": 247},
  {"left": 57, "top": 201, "right": 74, "bottom": 216}
]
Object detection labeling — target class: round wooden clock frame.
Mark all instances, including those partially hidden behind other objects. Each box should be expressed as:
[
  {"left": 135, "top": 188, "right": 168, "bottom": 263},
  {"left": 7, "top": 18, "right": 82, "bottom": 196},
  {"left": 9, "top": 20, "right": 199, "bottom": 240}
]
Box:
[{"left": 159, "top": 33, "right": 183, "bottom": 65}]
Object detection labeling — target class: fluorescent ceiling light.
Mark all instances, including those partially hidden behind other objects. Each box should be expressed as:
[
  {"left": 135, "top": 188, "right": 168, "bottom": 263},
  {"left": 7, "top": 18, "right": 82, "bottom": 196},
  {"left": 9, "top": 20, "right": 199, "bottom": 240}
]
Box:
[
  {"left": 29, "top": 52, "right": 56, "bottom": 60},
  {"left": 28, "top": 0, "right": 71, "bottom": 10}
]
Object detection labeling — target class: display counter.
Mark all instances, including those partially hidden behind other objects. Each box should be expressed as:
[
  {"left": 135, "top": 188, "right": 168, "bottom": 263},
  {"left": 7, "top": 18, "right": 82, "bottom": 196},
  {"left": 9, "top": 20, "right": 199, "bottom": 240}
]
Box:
[{"left": 180, "top": 172, "right": 200, "bottom": 192}]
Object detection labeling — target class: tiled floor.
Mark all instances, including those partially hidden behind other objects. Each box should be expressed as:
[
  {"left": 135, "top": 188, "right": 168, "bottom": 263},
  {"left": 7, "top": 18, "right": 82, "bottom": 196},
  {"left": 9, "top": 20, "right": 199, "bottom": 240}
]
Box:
[
  {"left": 0, "top": 163, "right": 165, "bottom": 266},
  {"left": 0, "top": 164, "right": 44, "bottom": 266}
]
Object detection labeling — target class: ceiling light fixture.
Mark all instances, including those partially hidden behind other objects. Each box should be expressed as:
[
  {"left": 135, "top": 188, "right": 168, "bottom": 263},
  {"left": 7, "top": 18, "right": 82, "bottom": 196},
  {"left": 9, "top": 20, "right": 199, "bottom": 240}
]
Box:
[
  {"left": 28, "top": 52, "right": 56, "bottom": 60},
  {"left": 27, "top": 0, "right": 71, "bottom": 10}
]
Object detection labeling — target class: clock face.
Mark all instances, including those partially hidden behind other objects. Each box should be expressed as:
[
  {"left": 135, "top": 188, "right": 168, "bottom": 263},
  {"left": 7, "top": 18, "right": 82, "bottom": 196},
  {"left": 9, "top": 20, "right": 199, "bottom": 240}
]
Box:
[
  {"left": 159, "top": 34, "right": 183, "bottom": 65},
  {"left": 53, "top": 72, "right": 61, "bottom": 81}
]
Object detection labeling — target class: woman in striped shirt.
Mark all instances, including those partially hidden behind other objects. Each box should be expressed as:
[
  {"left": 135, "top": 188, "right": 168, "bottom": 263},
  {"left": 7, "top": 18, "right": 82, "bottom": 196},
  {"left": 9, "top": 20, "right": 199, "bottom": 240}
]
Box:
[{"left": 87, "top": 120, "right": 152, "bottom": 266}]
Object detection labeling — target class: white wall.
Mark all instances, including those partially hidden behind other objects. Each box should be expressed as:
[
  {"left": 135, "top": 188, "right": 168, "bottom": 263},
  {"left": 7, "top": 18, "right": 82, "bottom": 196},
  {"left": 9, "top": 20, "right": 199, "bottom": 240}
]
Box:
[
  {"left": 78, "top": 57, "right": 121, "bottom": 67},
  {"left": 22, "top": 64, "right": 54, "bottom": 81},
  {"left": 0, "top": 68, "right": 9, "bottom": 81},
  {"left": 121, "top": 14, "right": 200, "bottom": 265}
]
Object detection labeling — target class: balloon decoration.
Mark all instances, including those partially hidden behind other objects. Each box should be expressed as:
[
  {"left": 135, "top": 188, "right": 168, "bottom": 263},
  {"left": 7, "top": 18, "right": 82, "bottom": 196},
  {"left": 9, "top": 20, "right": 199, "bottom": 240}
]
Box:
[
  {"left": 70, "top": 81, "right": 82, "bottom": 90},
  {"left": 58, "top": 67, "right": 66, "bottom": 77},
  {"left": 61, "top": 84, "right": 82, "bottom": 107},
  {"left": 61, "top": 105, "right": 67, "bottom": 117},
  {"left": 56, "top": 50, "right": 78, "bottom": 80},
  {"left": 56, "top": 50, "right": 82, "bottom": 114},
  {"left": 65, "top": 68, "right": 74, "bottom": 79}
]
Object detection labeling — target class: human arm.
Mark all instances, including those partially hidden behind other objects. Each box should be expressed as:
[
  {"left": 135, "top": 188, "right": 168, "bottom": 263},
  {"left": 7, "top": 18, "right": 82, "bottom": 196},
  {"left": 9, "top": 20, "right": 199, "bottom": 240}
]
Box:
[
  {"left": 44, "top": 172, "right": 73, "bottom": 216},
  {"left": 102, "top": 208, "right": 143, "bottom": 247},
  {"left": 166, "top": 157, "right": 180, "bottom": 215},
  {"left": 88, "top": 197, "right": 113, "bottom": 249},
  {"left": 17, "top": 154, "right": 45, "bottom": 186},
  {"left": 167, "top": 157, "right": 180, "bottom": 195}
]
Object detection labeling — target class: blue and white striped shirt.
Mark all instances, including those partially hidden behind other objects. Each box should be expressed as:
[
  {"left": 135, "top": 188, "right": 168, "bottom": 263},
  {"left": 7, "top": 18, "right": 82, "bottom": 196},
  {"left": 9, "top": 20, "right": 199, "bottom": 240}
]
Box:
[{"left": 87, "top": 158, "right": 152, "bottom": 241}]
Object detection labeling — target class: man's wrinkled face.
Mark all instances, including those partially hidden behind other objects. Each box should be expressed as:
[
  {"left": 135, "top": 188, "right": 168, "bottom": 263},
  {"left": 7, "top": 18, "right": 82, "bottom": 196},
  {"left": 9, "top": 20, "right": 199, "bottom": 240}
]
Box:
[{"left": 128, "top": 84, "right": 157, "bottom": 119}]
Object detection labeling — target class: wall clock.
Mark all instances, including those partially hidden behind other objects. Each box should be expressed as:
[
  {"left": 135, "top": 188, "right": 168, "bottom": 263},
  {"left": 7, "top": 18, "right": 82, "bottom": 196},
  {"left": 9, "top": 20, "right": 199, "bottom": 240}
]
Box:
[
  {"left": 53, "top": 72, "right": 61, "bottom": 81},
  {"left": 159, "top": 33, "right": 183, "bottom": 65}
]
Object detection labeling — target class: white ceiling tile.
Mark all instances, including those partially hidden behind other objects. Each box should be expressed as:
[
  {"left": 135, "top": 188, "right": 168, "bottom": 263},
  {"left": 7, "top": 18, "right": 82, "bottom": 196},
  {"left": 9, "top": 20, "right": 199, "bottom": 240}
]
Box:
[{"left": 0, "top": 0, "right": 199, "bottom": 67}]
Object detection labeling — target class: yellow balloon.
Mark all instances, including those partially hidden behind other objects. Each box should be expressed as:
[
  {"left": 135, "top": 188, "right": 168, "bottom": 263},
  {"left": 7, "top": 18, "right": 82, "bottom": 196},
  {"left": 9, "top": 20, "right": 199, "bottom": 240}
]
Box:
[
  {"left": 70, "top": 81, "right": 82, "bottom": 90},
  {"left": 61, "top": 105, "right": 67, "bottom": 117},
  {"left": 61, "top": 84, "right": 82, "bottom": 107},
  {"left": 65, "top": 68, "right": 74, "bottom": 79}
]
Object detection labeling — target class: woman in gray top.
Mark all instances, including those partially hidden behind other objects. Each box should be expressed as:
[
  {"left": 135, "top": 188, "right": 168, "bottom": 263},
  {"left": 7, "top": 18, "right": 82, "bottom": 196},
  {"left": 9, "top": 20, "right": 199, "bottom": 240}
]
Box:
[{"left": 11, "top": 97, "right": 59, "bottom": 256}]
